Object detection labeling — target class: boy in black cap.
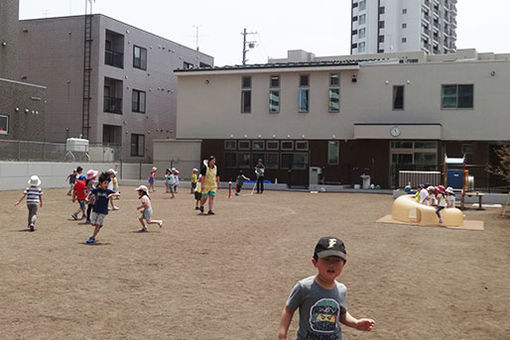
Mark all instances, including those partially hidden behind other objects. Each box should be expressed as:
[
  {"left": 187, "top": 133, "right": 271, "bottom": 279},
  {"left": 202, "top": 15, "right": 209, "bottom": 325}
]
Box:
[{"left": 278, "top": 237, "right": 375, "bottom": 340}]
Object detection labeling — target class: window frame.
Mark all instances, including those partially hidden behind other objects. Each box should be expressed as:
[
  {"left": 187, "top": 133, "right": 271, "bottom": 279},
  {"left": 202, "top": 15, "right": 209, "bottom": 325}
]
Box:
[
  {"left": 0, "top": 115, "right": 8, "bottom": 135},
  {"left": 238, "top": 140, "right": 251, "bottom": 150},
  {"left": 130, "top": 133, "right": 145, "bottom": 157},
  {"left": 441, "top": 84, "right": 474, "bottom": 109},
  {"left": 266, "top": 140, "right": 279, "bottom": 150},
  {"left": 133, "top": 45, "right": 147, "bottom": 70},
  {"left": 281, "top": 141, "right": 294, "bottom": 151},
  {"left": 224, "top": 140, "right": 237, "bottom": 150},
  {"left": 328, "top": 141, "right": 340, "bottom": 165},
  {"left": 132, "top": 89, "right": 146, "bottom": 113},
  {"left": 392, "top": 85, "right": 405, "bottom": 110}
]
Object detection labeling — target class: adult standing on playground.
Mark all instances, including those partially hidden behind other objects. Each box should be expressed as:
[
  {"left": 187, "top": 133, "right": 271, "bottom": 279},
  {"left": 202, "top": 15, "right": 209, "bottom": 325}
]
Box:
[
  {"left": 255, "top": 158, "right": 265, "bottom": 194},
  {"left": 199, "top": 155, "right": 220, "bottom": 215}
]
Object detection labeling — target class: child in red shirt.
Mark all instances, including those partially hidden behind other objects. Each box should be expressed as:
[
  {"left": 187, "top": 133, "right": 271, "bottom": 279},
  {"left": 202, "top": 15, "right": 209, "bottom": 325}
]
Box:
[{"left": 72, "top": 175, "right": 87, "bottom": 220}]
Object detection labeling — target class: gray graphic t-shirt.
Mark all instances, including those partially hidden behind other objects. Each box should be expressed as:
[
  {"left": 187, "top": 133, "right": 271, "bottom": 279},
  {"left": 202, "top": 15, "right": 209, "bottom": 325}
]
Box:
[{"left": 286, "top": 276, "right": 347, "bottom": 340}]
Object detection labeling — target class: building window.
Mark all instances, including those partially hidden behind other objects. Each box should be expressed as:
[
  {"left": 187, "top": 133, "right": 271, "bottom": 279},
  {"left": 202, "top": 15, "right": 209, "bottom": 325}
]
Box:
[
  {"left": 225, "top": 140, "right": 236, "bottom": 150},
  {"left": 402, "top": 8, "right": 407, "bottom": 14},
  {"left": 352, "top": 16, "right": 358, "bottom": 22},
  {"left": 241, "top": 76, "right": 251, "bottom": 113},
  {"left": 298, "top": 89, "right": 309, "bottom": 113},
  {"left": 281, "top": 153, "right": 308, "bottom": 170},
  {"left": 104, "top": 77, "right": 123, "bottom": 114},
  {"left": 402, "top": 23, "right": 407, "bottom": 29},
  {"left": 393, "top": 85, "right": 404, "bottom": 110},
  {"left": 133, "top": 45, "right": 147, "bottom": 70},
  {"left": 269, "top": 91, "right": 280, "bottom": 113},
  {"left": 358, "top": 41, "right": 366, "bottom": 53},
  {"left": 267, "top": 140, "right": 279, "bottom": 150},
  {"left": 281, "top": 141, "right": 294, "bottom": 151},
  {"left": 358, "top": 28, "right": 366, "bottom": 38},
  {"left": 402, "top": 37, "right": 407, "bottom": 43},
  {"left": 270, "top": 75, "right": 280, "bottom": 88},
  {"left": 359, "top": 0, "right": 366, "bottom": 10},
  {"left": 379, "top": 6, "right": 385, "bottom": 14},
  {"left": 132, "top": 89, "right": 146, "bottom": 113},
  {"left": 378, "top": 36, "right": 385, "bottom": 43},
  {"left": 269, "top": 75, "right": 280, "bottom": 113},
  {"left": 0, "top": 115, "right": 8, "bottom": 134},
  {"left": 378, "top": 21, "right": 385, "bottom": 28},
  {"left": 329, "top": 74, "right": 340, "bottom": 112},
  {"left": 238, "top": 140, "right": 251, "bottom": 150},
  {"left": 441, "top": 84, "right": 474, "bottom": 108},
  {"left": 328, "top": 141, "right": 339, "bottom": 165},
  {"left": 104, "top": 30, "right": 124, "bottom": 69},
  {"left": 252, "top": 140, "right": 265, "bottom": 150},
  {"left": 130, "top": 134, "right": 145, "bottom": 157},
  {"left": 183, "top": 61, "right": 194, "bottom": 69},
  {"left": 298, "top": 74, "right": 309, "bottom": 113},
  {"left": 265, "top": 152, "right": 279, "bottom": 169},
  {"left": 296, "top": 141, "right": 309, "bottom": 151},
  {"left": 359, "top": 14, "right": 366, "bottom": 25}
]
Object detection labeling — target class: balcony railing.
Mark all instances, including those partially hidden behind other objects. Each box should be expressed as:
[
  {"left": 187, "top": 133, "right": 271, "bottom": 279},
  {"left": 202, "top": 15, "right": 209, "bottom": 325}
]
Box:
[
  {"left": 105, "top": 49, "right": 124, "bottom": 69},
  {"left": 104, "top": 96, "right": 123, "bottom": 114}
]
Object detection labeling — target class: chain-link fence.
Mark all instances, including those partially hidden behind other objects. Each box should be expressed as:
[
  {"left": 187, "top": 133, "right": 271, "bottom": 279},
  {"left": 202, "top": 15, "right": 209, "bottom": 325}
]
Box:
[{"left": 0, "top": 140, "right": 121, "bottom": 162}]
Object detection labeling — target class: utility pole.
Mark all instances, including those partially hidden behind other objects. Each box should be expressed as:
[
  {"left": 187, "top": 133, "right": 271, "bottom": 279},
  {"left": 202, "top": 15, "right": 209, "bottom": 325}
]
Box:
[{"left": 241, "top": 28, "right": 257, "bottom": 65}]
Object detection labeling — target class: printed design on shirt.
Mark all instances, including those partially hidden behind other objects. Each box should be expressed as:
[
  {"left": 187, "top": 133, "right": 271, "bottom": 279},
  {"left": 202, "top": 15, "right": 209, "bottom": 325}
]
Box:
[{"left": 309, "top": 298, "right": 339, "bottom": 333}]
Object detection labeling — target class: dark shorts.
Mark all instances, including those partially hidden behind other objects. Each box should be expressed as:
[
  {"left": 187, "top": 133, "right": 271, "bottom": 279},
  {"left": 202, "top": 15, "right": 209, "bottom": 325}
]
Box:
[
  {"left": 191, "top": 182, "right": 197, "bottom": 189},
  {"left": 148, "top": 178, "right": 154, "bottom": 184},
  {"left": 78, "top": 200, "right": 86, "bottom": 210},
  {"left": 194, "top": 191, "right": 202, "bottom": 201}
]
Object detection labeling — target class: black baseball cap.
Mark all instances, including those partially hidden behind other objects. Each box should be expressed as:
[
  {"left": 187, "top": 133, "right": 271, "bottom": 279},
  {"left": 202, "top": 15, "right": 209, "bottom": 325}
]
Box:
[{"left": 313, "top": 237, "right": 347, "bottom": 261}]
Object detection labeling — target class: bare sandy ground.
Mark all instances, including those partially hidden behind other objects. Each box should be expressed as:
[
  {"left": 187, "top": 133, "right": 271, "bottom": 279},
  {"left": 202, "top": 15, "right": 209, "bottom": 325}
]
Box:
[{"left": 1, "top": 186, "right": 509, "bottom": 339}]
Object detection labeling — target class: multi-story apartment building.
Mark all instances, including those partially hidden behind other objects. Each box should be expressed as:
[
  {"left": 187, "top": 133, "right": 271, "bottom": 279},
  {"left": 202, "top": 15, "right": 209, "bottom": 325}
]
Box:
[
  {"left": 351, "top": 0, "right": 457, "bottom": 55},
  {"left": 176, "top": 49, "right": 509, "bottom": 189},
  {"left": 0, "top": 0, "right": 46, "bottom": 142},
  {"left": 17, "top": 14, "right": 213, "bottom": 161}
]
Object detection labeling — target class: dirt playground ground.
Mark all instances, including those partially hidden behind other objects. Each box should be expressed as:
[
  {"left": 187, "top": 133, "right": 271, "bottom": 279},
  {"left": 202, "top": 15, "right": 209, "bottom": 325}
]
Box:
[{"left": 1, "top": 186, "right": 509, "bottom": 339}]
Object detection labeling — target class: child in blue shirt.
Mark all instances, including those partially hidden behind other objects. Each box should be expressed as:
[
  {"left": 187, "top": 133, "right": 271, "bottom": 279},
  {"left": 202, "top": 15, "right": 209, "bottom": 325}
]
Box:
[{"left": 85, "top": 172, "right": 120, "bottom": 244}]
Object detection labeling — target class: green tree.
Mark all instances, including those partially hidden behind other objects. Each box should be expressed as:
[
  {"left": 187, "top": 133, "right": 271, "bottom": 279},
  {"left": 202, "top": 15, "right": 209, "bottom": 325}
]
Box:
[{"left": 489, "top": 143, "right": 510, "bottom": 186}]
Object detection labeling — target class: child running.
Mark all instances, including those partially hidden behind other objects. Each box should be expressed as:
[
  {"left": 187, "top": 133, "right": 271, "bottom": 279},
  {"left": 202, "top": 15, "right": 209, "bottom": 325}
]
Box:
[
  {"left": 135, "top": 185, "right": 163, "bottom": 232},
  {"left": 14, "top": 175, "right": 43, "bottom": 232},
  {"left": 190, "top": 168, "right": 198, "bottom": 194},
  {"left": 172, "top": 168, "right": 180, "bottom": 193},
  {"left": 107, "top": 169, "right": 119, "bottom": 210},
  {"left": 85, "top": 169, "right": 98, "bottom": 224},
  {"left": 148, "top": 167, "right": 157, "bottom": 193},
  {"left": 66, "top": 169, "right": 77, "bottom": 196},
  {"left": 278, "top": 236, "right": 375, "bottom": 339},
  {"left": 85, "top": 172, "right": 120, "bottom": 244},
  {"left": 235, "top": 170, "right": 250, "bottom": 196},
  {"left": 165, "top": 168, "right": 175, "bottom": 198},
  {"left": 72, "top": 174, "right": 87, "bottom": 220}
]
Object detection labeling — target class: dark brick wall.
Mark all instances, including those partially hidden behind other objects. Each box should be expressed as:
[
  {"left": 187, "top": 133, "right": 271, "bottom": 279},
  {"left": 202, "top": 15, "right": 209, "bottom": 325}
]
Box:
[{"left": 0, "top": 78, "right": 46, "bottom": 141}]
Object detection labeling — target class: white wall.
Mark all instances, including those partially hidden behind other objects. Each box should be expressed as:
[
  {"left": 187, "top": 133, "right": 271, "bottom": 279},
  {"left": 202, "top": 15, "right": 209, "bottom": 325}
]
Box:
[
  {"left": 153, "top": 139, "right": 202, "bottom": 180},
  {"left": 0, "top": 161, "right": 119, "bottom": 191},
  {"left": 0, "top": 161, "right": 158, "bottom": 191}
]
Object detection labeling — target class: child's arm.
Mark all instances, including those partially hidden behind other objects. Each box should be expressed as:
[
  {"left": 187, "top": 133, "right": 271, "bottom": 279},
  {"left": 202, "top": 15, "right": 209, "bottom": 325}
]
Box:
[
  {"left": 339, "top": 311, "right": 375, "bottom": 331},
  {"left": 243, "top": 175, "right": 250, "bottom": 180},
  {"left": 14, "top": 193, "right": 26, "bottom": 206},
  {"left": 72, "top": 187, "right": 76, "bottom": 202},
  {"left": 39, "top": 195, "right": 43, "bottom": 208},
  {"left": 107, "top": 192, "right": 121, "bottom": 199},
  {"left": 278, "top": 306, "right": 295, "bottom": 340}
]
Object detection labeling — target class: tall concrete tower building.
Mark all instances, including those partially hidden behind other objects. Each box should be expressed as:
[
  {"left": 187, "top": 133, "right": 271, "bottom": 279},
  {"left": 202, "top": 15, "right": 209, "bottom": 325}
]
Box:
[
  {"left": 0, "top": 0, "right": 20, "bottom": 79},
  {"left": 350, "top": 0, "right": 457, "bottom": 55}
]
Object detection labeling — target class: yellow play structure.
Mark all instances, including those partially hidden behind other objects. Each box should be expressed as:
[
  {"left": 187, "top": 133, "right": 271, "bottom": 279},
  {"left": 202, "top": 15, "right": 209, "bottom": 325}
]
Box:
[{"left": 391, "top": 195, "right": 464, "bottom": 227}]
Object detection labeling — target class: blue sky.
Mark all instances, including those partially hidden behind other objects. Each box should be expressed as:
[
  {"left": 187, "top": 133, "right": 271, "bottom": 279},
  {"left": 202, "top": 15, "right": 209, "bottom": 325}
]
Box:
[{"left": 19, "top": 0, "right": 510, "bottom": 66}]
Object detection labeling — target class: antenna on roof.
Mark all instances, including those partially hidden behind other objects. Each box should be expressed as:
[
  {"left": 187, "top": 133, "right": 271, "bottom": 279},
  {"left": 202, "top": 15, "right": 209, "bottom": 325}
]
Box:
[
  {"left": 193, "top": 25, "right": 201, "bottom": 51},
  {"left": 241, "top": 28, "right": 257, "bottom": 65}
]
